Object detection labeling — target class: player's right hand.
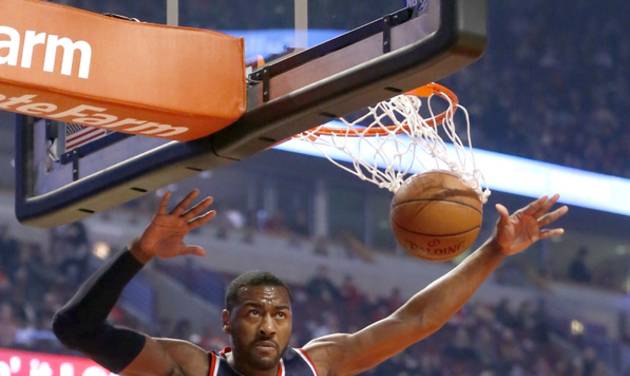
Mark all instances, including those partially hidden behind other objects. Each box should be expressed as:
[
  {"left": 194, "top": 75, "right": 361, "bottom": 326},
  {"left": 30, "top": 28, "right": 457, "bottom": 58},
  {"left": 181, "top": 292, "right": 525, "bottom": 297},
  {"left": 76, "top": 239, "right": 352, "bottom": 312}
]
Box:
[{"left": 131, "top": 189, "right": 215, "bottom": 262}]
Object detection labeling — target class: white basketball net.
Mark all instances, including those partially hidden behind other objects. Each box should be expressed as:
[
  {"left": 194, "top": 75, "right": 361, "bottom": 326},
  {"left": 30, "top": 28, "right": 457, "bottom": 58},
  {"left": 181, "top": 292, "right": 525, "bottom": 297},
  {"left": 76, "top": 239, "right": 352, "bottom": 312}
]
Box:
[{"left": 296, "top": 87, "right": 491, "bottom": 203}]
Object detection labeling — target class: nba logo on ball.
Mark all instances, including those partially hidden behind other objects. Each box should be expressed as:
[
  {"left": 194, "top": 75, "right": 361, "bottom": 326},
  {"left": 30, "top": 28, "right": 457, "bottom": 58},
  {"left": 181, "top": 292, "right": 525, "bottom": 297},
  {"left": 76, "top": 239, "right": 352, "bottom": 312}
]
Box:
[{"left": 390, "top": 171, "right": 483, "bottom": 261}]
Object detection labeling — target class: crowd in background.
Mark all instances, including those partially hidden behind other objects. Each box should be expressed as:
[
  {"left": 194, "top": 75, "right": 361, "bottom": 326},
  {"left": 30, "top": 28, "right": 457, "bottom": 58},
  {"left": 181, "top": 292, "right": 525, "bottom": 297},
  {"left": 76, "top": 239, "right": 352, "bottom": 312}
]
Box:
[
  {"left": 0, "top": 224, "right": 89, "bottom": 353},
  {"left": 444, "top": 1, "right": 630, "bottom": 178},
  {"left": 0, "top": 221, "right": 626, "bottom": 375},
  {"left": 296, "top": 268, "right": 610, "bottom": 376},
  {"left": 112, "top": 185, "right": 630, "bottom": 295},
  {"left": 184, "top": 202, "right": 630, "bottom": 295}
]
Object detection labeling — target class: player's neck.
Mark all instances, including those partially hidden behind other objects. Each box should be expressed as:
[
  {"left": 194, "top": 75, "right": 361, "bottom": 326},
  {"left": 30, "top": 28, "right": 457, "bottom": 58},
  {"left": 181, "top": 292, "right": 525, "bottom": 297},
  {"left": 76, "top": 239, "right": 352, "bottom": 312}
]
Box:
[{"left": 226, "top": 352, "right": 279, "bottom": 376}]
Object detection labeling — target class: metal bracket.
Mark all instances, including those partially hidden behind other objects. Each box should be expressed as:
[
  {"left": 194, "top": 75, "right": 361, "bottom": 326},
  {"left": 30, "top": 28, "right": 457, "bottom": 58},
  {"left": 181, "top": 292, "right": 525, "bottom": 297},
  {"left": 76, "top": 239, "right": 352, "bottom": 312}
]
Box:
[
  {"left": 383, "top": 16, "right": 392, "bottom": 53},
  {"left": 261, "top": 68, "right": 271, "bottom": 102},
  {"left": 71, "top": 151, "right": 79, "bottom": 181},
  {"left": 248, "top": 68, "right": 271, "bottom": 102}
]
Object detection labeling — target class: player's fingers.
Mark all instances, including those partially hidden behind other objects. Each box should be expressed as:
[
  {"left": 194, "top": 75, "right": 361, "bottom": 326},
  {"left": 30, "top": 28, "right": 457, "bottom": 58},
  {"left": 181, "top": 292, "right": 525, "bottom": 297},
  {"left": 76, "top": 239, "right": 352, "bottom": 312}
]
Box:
[
  {"left": 182, "top": 245, "right": 206, "bottom": 256},
  {"left": 157, "top": 191, "right": 172, "bottom": 215},
  {"left": 539, "top": 228, "right": 565, "bottom": 239},
  {"left": 522, "top": 195, "right": 548, "bottom": 216},
  {"left": 183, "top": 196, "right": 214, "bottom": 220},
  {"left": 188, "top": 210, "right": 217, "bottom": 229},
  {"left": 537, "top": 205, "right": 569, "bottom": 227},
  {"left": 534, "top": 194, "right": 560, "bottom": 217},
  {"left": 495, "top": 204, "right": 511, "bottom": 225},
  {"left": 171, "top": 189, "right": 200, "bottom": 216}
]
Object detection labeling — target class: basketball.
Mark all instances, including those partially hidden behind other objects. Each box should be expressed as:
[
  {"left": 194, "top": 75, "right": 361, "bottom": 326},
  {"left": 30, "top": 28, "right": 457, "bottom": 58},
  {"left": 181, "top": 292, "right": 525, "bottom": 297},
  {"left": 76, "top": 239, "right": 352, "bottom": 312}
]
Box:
[{"left": 390, "top": 170, "right": 483, "bottom": 261}]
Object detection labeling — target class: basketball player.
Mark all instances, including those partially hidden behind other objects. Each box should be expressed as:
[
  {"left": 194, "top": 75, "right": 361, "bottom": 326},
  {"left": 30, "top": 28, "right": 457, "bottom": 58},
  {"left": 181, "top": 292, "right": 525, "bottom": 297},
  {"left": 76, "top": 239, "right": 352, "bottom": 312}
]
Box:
[{"left": 53, "top": 189, "right": 568, "bottom": 375}]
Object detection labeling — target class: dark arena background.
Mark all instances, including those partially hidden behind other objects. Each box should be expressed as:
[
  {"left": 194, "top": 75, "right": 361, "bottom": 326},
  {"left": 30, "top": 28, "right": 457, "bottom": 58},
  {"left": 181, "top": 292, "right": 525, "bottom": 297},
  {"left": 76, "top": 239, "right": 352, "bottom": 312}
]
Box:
[{"left": 1, "top": 1, "right": 630, "bottom": 375}]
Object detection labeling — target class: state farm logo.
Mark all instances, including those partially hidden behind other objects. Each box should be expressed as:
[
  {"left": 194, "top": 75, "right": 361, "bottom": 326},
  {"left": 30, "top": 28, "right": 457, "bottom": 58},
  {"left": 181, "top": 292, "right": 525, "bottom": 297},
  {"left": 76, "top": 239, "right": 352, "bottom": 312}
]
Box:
[
  {"left": 0, "top": 93, "right": 189, "bottom": 137},
  {"left": 0, "top": 25, "right": 92, "bottom": 79}
]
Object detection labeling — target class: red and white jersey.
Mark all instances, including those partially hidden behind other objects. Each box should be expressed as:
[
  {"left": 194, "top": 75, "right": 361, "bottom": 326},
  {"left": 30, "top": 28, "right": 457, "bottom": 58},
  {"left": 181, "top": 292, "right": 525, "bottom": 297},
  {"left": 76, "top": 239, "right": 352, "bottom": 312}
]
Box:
[{"left": 207, "top": 347, "right": 318, "bottom": 376}]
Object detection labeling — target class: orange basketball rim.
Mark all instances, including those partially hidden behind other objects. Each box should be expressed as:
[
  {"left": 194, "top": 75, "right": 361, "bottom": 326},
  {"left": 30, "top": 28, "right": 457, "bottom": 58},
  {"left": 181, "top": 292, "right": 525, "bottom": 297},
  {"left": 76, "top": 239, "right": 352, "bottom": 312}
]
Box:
[{"left": 308, "top": 82, "right": 459, "bottom": 137}]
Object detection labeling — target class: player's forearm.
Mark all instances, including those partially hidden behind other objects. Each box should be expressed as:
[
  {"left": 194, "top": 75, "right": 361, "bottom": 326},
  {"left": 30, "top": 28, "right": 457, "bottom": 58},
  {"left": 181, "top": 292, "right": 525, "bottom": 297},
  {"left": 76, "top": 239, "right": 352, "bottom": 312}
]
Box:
[
  {"left": 395, "top": 237, "right": 505, "bottom": 335},
  {"left": 54, "top": 244, "right": 147, "bottom": 325},
  {"left": 52, "top": 244, "right": 148, "bottom": 372}
]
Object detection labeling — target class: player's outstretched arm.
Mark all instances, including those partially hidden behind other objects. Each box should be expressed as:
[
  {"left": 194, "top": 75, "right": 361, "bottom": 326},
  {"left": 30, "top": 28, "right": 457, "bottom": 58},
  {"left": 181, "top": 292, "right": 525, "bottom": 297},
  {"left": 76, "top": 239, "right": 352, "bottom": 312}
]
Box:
[
  {"left": 304, "top": 194, "right": 568, "bottom": 376},
  {"left": 52, "top": 190, "right": 215, "bottom": 375}
]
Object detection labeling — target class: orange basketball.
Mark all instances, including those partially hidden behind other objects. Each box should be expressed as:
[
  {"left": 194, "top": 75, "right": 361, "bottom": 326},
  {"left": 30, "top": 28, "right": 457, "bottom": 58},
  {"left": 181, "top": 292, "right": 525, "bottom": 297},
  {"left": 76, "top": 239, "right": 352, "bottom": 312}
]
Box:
[{"left": 390, "top": 170, "right": 483, "bottom": 261}]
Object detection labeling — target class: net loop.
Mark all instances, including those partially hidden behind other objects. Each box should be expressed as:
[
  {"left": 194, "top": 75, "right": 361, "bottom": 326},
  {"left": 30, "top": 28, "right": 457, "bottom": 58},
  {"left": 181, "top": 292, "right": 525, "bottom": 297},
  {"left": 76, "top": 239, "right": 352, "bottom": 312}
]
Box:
[{"left": 296, "top": 83, "right": 490, "bottom": 202}]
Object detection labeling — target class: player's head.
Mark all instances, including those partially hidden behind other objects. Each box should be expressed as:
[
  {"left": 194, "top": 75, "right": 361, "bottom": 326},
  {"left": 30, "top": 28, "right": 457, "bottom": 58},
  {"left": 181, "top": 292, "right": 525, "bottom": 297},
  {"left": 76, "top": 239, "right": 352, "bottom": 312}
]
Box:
[{"left": 222, "top": 271, "right": 293, "bottom": 370}]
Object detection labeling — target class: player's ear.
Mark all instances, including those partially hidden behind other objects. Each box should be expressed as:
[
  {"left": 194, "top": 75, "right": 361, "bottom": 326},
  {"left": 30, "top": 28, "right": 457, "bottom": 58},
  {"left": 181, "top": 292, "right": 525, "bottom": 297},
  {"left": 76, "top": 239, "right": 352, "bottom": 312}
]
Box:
[{"left": 222, "top": 309, "right": 231, "bottom": 334}]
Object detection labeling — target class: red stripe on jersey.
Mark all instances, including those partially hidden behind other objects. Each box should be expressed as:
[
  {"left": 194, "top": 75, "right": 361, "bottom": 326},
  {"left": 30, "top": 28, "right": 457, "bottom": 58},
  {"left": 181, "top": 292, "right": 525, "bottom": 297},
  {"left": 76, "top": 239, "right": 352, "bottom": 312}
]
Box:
[
  {"left": 276, "top": 359, "right": 285, "bottom": 376},
  {"left": 296, "top": 349, "right": 320, "bottom": 376},
  {"left": 207, "top": 352, "right": 217, "bottom": 376}
]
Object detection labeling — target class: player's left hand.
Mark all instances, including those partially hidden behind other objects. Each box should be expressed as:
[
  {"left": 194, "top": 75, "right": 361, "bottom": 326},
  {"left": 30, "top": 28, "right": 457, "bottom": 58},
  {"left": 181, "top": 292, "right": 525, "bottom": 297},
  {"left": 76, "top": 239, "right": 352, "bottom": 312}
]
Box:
[{"left": 493, "top": 194, "right": 568, "bottom": 256}]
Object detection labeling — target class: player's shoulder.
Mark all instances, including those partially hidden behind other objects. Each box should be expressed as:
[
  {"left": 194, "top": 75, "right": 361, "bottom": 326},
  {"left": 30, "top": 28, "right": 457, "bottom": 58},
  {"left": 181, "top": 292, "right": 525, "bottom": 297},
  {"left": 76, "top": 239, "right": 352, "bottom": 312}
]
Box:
[
  {"left": 155, "top": 338, "right": 210, "bottom": 373},
  {"left": 303, "top": 332, "right": 353, "bottom": 351},
  {"left": 301, "top": 333, "right": 353, "bottom": 376}
]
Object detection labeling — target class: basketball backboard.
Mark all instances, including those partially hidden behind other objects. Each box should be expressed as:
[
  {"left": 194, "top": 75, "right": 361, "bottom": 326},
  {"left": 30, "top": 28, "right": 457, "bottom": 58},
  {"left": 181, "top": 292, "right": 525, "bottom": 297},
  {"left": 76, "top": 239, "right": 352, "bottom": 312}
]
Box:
[{"left": 13, "top": 0, "right": 487, "bottom": 226}]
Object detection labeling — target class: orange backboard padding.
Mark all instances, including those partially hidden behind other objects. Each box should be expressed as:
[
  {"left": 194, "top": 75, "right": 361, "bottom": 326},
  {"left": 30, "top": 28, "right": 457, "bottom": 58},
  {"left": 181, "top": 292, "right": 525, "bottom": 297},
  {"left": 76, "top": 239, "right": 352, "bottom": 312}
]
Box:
[{"left": 0, "top": 0, "right": 245, "bottom": 141}]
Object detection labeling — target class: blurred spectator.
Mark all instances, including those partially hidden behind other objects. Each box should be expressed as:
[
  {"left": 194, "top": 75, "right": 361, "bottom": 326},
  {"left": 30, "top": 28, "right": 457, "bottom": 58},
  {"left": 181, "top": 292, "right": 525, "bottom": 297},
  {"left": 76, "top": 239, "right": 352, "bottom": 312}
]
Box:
[
  {"left": 0, "top": 267, "right": 10, "bottom": 300},
  {"left": 198, "top": 325, "right": 228, "bottom": 352},
  {"left": 0, "top": 303, "right": 17, "bottom": 347},
  {"left": 309, "top": 311, "right": 340, "bottom": 339},
  {"left": 169, "top": 318, "right": 194, "bottom": 342},
  {"left": 313, "top": 237, "right": 330, "bottom": 257},
  {"left": 50, "top": 223, "right": 91, "bottom": 285},
  {"left": 495, "top": 298, "right": 518, "bottom": 328},
  {"left": 382, "top": 287, "right": 403, "bottom": 313},
  {"left": 580, "top": 346, "right": 598, "bottom": 376},
  {"left": 265, "top": 212, "right": 288, "bottom": 234},
  {"left": 214, "top": 204, "right": 243, "bottom": 240},
  {"left": 444, "top": 327, "right": 479, "bottom": 369},
  {"left": 305, "top": 265, "right": 341, "bottom": 303},
  {"left": 568, "top": 247, "right": 592, "bottom": 283},
  {"left": 340, "top": 275, "right": 362, "bottom": 307},
  {"left": 15, "top": 311, "right": 57, "bottom": 350},
  {"left": 242, "top": 210, "right": 257, "bottom": 244},
  {"left": 0, "top": 225, "right": 19, "bottom": 278},
  {"left": 288, "top": 209, "right": 310, "bottom": 238},
  {"left": 225, "top": 209, "right": 246, "bottom": 230}
]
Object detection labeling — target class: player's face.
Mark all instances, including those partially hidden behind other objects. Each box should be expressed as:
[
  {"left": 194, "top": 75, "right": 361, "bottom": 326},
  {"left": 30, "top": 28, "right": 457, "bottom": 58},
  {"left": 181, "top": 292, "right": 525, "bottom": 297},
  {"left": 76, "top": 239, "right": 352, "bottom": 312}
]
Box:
[{"left": 227, "top": 285, "right": 293, "bottom": 370}]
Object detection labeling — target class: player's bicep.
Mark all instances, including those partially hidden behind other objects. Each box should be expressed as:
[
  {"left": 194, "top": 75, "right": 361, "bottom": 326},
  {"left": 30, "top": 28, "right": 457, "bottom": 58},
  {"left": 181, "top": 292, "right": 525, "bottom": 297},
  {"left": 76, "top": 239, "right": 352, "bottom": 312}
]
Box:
[
  {"left": 121, "top": 337, "right": 207, "bottom": 376},
  {"left": 120, "top": 336, "right": 180, "bottom": 375}
]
